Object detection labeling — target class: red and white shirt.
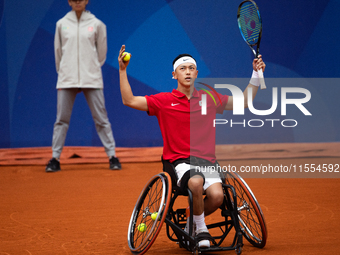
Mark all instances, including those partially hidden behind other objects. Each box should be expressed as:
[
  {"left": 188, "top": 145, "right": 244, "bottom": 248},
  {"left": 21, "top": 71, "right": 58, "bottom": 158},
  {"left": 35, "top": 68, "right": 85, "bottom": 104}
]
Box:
[{"left": 146, "top": 88, "right": 228, "bottom": 163}]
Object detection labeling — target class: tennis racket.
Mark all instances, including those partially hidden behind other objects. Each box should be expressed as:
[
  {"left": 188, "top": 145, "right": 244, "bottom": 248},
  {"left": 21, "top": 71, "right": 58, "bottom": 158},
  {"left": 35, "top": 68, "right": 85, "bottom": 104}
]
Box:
[{"left": 237, "top": 0, "right": 266, "bottom": 89}]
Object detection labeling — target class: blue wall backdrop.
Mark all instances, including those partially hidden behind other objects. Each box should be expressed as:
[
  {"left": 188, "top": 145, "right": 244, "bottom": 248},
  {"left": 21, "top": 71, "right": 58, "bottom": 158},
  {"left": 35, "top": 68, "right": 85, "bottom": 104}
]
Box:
[{"left": 0, "top": 0, "right": 339, "bottom": 148}]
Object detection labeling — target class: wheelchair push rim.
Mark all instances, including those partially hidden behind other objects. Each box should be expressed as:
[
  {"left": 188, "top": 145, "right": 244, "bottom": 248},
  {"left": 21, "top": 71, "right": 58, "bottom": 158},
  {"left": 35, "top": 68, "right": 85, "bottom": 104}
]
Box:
[
  {"left": 224, "top": 171, "right": 268, "bottom": 248},
  {"left": 127, "top": 172, "right": 172, "bottom": 255}
]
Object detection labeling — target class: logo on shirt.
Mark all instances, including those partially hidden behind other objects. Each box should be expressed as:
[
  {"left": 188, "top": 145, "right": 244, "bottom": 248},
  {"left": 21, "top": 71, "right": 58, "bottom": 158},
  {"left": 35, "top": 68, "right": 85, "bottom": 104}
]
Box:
[
  {"left": 88, "top": 26, "right": 94, "bottom": 32},
  {"left": 171, "top": 103, "right": 180, "bottom": 106}
]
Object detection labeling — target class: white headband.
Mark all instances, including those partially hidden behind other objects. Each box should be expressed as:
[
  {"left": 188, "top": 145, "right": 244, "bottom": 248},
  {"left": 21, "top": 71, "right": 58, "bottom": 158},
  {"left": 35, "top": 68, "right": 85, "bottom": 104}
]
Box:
[{"left": 173, "top": 56, "right": 197, "bottom": 71}]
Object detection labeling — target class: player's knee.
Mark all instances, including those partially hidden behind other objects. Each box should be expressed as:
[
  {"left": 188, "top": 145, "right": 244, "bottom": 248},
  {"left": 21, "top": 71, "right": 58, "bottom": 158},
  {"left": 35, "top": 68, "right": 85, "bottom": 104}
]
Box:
[
  {"left": 188, "top": 177, "right": 204, "bottom": 194},
  {"left": 209, "top": 189, "right": 224, "bottom": 207},
  {"left": 216, "top": 192, "right": 224, "bottom": 207}
]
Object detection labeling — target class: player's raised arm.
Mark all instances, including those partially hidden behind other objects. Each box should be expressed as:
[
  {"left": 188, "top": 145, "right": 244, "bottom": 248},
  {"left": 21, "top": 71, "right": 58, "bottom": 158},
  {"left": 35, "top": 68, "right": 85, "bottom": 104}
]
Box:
[
  {"left": 243, "top": 55, "right": 265, "bottom": 108},
  {"left": 118, "top": 45, "right": 148, "bottom": 111},
  {"left": 225, "top": 55, "right": 265, "bottom": 110}
]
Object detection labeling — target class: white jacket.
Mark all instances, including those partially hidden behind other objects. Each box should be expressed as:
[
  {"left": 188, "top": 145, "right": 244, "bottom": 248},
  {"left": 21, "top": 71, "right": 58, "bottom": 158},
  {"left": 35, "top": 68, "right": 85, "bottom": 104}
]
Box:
[{"left": 54, "top": 11, "right": 107, "bottom": 89}]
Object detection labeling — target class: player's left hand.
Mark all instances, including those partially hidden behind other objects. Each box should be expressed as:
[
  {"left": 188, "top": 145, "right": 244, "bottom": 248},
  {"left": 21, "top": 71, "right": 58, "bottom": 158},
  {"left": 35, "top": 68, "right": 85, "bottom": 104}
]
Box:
[{"left": 253, "top": 55, "right": 265, "bottom": 72}]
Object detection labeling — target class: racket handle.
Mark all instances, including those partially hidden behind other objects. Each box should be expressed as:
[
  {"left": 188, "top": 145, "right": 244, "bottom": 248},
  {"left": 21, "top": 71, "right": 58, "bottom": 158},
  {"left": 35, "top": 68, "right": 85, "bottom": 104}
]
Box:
[{"left": 257, "top": 69, "right": 266, "bottom": 90}]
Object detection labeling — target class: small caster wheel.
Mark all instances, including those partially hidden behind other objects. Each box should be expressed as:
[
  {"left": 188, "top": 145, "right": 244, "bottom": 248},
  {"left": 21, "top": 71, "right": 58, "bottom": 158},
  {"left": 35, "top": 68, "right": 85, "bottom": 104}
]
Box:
[{"left": 235, "top": 246, "right": 242, "bottom": 255}]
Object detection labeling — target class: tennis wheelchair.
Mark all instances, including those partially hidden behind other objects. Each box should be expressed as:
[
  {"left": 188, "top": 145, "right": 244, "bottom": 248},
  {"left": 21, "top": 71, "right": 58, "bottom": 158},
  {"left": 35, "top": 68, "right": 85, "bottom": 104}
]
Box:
[{"left": 127, "top": 158, "right": 267, "bottom": 254}]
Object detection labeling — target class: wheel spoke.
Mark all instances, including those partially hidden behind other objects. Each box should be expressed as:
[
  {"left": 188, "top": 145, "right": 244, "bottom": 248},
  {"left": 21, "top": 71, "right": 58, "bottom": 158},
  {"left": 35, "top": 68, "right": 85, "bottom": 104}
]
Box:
[{"left": 224, "top": 171, "right": 267, "bottom": 248}]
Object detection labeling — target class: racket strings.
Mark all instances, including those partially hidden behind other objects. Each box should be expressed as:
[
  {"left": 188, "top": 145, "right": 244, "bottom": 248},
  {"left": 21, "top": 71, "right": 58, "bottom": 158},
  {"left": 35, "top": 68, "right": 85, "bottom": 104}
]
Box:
[{"left": 238, "top": 2, "right": 261, "bottom": 45}]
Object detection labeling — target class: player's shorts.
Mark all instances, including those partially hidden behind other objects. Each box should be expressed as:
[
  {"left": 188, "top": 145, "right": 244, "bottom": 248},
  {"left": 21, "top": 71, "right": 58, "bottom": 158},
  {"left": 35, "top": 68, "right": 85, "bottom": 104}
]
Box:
[{"left": 175, "top": 162, "right": 222, "bottom": 191}]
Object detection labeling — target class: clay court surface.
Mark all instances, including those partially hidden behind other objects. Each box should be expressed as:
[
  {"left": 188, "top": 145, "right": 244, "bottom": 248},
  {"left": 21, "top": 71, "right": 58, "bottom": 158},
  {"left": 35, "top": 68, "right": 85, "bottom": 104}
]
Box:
[{"left": 1, "top": 143, "right": 340, "bottom": 254}]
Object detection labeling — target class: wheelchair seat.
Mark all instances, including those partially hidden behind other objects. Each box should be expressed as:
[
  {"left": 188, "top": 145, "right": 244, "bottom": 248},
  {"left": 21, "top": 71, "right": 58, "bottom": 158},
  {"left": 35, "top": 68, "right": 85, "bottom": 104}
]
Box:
[{"left": 161, "top": 158, "right": 206, "bottom": 196}]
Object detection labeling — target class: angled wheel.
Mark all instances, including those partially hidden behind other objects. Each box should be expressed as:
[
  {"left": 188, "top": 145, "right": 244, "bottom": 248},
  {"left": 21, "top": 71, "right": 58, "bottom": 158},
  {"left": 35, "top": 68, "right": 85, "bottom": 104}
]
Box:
[
  {"left": 128, "top": 172, "right": 172, "bottom": 255},
  {"left": 224, "top": 171, "right": 267, "bottom": 248}
]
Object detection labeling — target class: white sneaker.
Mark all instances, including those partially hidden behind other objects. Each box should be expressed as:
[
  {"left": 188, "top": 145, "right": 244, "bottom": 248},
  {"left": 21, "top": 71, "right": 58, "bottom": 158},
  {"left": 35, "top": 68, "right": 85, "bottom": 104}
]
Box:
[{"left": 196, "top": 227, "right": 211, "bottom": 248}]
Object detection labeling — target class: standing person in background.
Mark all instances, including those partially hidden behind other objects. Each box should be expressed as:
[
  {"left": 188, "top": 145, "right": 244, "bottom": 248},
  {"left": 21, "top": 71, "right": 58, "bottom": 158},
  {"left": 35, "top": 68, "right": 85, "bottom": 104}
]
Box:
[{"left": 46, "top": 0, "right": 121, "bottom": 172}]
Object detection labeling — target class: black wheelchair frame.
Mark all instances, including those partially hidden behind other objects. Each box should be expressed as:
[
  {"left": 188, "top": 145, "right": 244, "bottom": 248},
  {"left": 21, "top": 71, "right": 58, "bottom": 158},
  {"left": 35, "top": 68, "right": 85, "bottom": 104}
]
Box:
[{"left": 127, "top": 160, "right": 267, "bottom": 255}]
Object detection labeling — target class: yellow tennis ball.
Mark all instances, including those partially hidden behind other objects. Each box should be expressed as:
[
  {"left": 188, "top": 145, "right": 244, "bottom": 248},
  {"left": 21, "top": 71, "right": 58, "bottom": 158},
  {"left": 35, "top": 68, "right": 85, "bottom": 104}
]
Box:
[
  {"left": 122, "top": 52, "right": 131, "bottom": 62},
  {"left": 151, "top": 212, "right": 158, "bottom": 221},
  {"left": 137, "top": 223, "right": 146, "bottom": 232}
]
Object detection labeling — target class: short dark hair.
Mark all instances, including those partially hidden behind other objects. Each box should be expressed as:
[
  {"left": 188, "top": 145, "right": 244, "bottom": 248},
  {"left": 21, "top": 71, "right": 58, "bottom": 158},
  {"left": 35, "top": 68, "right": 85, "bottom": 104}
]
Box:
[{"left": 172, "top": 54, "right": 196, "bottom": 66}]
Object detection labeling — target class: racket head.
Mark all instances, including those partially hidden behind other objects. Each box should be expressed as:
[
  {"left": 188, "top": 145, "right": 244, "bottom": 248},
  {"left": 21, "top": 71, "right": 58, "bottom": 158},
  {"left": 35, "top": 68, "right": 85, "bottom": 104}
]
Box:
[{"left": 237, "top": 0, "right": 262, "bottom": 56}]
